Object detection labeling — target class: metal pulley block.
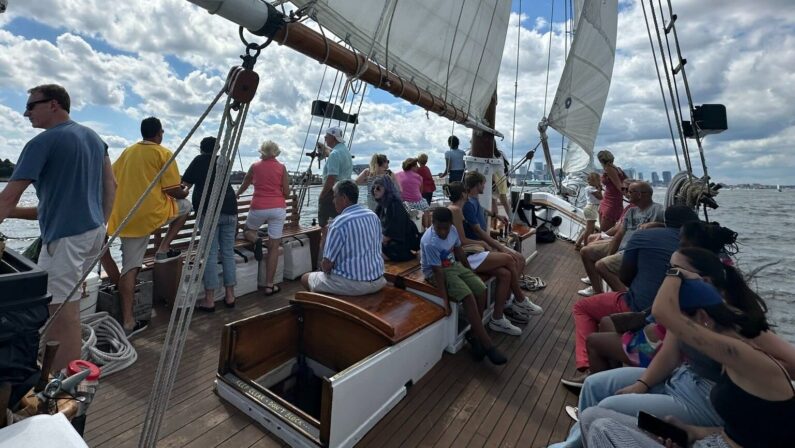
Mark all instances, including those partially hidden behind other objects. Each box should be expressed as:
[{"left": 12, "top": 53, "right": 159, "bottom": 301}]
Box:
[{"left": 225, "top": 66, "right": 259, "bottom": 105}]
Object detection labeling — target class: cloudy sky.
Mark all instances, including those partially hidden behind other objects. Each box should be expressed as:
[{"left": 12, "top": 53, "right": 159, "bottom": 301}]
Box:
[{"left": 0, "top": 0, "right": 792, "bottom": 184}]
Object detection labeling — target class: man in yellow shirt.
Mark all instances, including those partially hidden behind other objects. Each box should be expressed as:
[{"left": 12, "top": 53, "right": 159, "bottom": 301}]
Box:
[{"left": 108, "top": 117, "right": 191, "bottom": 335}]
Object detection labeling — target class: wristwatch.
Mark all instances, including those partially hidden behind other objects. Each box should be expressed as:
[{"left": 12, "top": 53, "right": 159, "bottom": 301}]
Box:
[{"left": 666, "top": 267, "right": 684, "bottom": 279}]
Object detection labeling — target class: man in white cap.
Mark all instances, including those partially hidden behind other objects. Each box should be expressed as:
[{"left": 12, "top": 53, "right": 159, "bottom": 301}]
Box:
[{"left": 316, "top": 126, "right": 353, "bottom": 227}]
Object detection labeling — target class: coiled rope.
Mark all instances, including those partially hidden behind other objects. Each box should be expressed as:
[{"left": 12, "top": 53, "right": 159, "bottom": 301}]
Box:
[{"left": 80, "top": 312, "right": 137, "bottom": 376}]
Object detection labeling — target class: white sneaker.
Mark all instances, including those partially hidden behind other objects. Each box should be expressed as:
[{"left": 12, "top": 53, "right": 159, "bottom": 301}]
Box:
[
  {"left": 565, "top": 405, "right": 579, "bottom": 422},
  {"left": 578, "top": 286, "right": 595, "bottom": 297},
  {"left": 580, "top": 276, "right": 591, "bottom": 285},
  {"left": 489, "top": 316, "right": 522, "bottom": 336},
  {"left": 512, "top": 297, "right": 543, "bottom": 315}
]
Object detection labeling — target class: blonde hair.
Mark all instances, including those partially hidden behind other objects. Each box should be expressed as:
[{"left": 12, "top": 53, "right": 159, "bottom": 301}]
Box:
[
  {"left": 587, "top": 172, "right": 601, "bottom": 185},
  {"left": 417, "top": 153, "right": 428, "bottom": 165},
  {"left": 259, "top": 140, "right": 280, "bottom": 159},
  {"left": 596, "top": 149, "right": 614, "bottom": 165},
  {"left": 369, "top": 154, "right": 387, "bottom": 175}
]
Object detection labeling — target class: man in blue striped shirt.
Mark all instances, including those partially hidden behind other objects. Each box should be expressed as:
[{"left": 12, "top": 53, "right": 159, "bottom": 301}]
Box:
[{"left": 301, "top": 180, "right": 386, "bottom": 296}]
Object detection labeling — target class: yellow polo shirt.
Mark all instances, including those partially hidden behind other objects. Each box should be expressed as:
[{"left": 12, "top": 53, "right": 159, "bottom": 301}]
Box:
[{"left": 108, "top": 141, "right": 181, "bottom": 237}]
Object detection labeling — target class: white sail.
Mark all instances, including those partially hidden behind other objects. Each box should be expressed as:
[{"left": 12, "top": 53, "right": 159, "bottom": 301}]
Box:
[
  {"left": 547, "top": 0, "right": 617, "bottom": 162},
  {"left": 292, "top": 0, "right": 512, "bottom": 124},
  {"left": 562, "top": 142, "right": 594, "bottom": 173}
]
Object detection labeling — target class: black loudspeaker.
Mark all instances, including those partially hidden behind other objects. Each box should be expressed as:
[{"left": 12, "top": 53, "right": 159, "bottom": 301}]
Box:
[{"left": 682, "top": 104, "right": 727, "bottom": 138}]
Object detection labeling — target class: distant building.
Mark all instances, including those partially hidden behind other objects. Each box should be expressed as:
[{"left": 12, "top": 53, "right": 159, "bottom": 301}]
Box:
[
  {"left": 662, "top": 171, "right": 672, "bottom": 186},
  {"left": 535, "top": 162, "right": 544, "bottom": 172},
  {"left": 625, "top": 168, "right": 636, "bottom": 180},
  {"left": 651, "top": 172, "right": 660, "bottom": 186},
  {"left": 638, "top": 172, "right": 644, "bottom": 181}
]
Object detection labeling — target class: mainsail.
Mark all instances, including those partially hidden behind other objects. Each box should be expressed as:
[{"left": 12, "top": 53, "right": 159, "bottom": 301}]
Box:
[
  {"left": 546, "top": 0, "right": 617, "bottom": 173},
  {"left": 291, "top": 0, "right": 512, "bottom": 126}
]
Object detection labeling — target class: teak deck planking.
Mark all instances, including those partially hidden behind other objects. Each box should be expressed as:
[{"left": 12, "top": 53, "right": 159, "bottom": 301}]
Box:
[{"left": 84, "top": 240, "right": 583, "bottom": 447}]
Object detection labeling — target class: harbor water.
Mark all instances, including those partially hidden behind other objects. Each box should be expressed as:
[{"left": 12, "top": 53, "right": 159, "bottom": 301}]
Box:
[{"left": 2, "top": 183, "right": 793, "bottom": 342}]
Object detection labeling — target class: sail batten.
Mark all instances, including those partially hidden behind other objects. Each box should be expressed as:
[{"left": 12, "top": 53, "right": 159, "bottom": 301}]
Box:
[
  {"left": 547, "top": 0, "right": 618, "bottom": 170},
  {"left": 292, "top": 0, "right": 512, "bottom": 124}
]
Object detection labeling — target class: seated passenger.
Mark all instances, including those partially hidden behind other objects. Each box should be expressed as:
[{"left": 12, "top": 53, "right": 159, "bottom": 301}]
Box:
[
  {"left": 446, "top": 181, "right": 542, "bottom": 329},
  {"left": 461, "top": 171, "right": 525, "bottom": 273},
  {"left": 395, "top": 157, "right": 428, "bottom": 212},
  {"left": 562, "top": 206, "right": 698, "bottom": 388},
  {"left": 300, "top": 180, "right": 386, "bottom": 296},
  {"left": 371, "top": 175, "right": 420, "bottom": 262},
  {"left": 421, "top": 207, "right": 506, "bottom": 365},
  {"left": 579, "top": 181, "right": 664, "bottom": 297},
  {"left": 584, "top": 219, "right": 740, "bottom": 374},
  {"left": 579, "top": 248, "right": 795, "bottom": 448},
  {"left": 549, "top": 248, "right": 795, "bottom": 448}
]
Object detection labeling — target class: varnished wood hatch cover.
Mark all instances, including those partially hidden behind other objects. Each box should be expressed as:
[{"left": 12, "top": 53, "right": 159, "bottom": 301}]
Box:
[{"left": 293, "top": 285, "right": 446, "bottom": 345}]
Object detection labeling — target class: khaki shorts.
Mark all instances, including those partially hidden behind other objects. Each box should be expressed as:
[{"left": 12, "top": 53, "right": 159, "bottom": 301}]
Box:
[
  {"left": 426, "top": 263, "right": 486, "bottom": 302},
  {"left": 599, "top": 251, "right": 624, "bottom": 274},
  {"left": 119, "top": 198, "right": 192, "bottom": 275},
  {"left": 584, "top": 204, "right": 599, "bottom": 221},
  {"left": 307, "top": 272, "right": 386, "bottom": 296},
  {"left": 38, "top": 226, "right": 105, "bottom": 304}
]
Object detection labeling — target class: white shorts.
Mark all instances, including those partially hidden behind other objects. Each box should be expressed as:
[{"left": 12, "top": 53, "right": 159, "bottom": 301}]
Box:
[
  {"left": 38, "top": 226, "right": 105, "bottom": 304},
  {"left": 307, "top": 272, "right": 386, "bottom": 296},
  {"left": 466, "top": 251, "right": 490, "bottom": 270},
  {"left": 583, "top": 204, "right": 599, "bottom": 221},
  {"left": 246, "top": 208, "right": 287, "bottom": 239},
  {"left": 120, "top": 236, "right": 150, "bottom": 275}
]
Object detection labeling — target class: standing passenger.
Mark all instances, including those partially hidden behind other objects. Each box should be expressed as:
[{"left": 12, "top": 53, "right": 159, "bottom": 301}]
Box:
[
  {"left": 0, "top": 84, "right": 114, "bottom": 370},
  {"left": 108, "top": 117, "right": 192, "bottom": 336},
  {"left": 438, "top": 135, "right": 466, "bottom": 183},
  {"left": 316, "top": 127, "right": 352, "bottom": 228},
  {"left": 236, "top": 140, "right": 289, "bottom": 296},
  {"left": 596, "top": 150, "right": 626, "bottom": 231},
  {"left": 355, "top": 153, "right": 395, "bottom": 211},
  {"left": 416, "top": 153, "right": 436, "bottom": 205},
  {"left": 182, "top": 136, "right": 238, "bottom": 310}
]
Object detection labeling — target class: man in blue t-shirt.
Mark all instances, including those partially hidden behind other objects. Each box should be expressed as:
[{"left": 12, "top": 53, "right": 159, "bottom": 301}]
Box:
[
  {"left": 438, "top": 135, "right": 466, "bottom": 183},
  {"left": 561, "top": 205, "right": 699, "bottom": 388},
  {"left": 421, "top": 207, "right": 507, "bottom": 365},
  {"left": 0, "top": 84, "right": 116, "bottom": 371}
]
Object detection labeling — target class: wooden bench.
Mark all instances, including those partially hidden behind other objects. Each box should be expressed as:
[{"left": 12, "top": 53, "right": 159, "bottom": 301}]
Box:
[{"left": 143, "top": 192, "right": 321, "bottom": 268}]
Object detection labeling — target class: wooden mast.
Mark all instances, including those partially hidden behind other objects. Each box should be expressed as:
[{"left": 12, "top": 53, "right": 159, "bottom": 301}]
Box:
[
  {"left": 186, "top": 0, "right": 502, "bottom": 137},
  {"left": 470, "top": 91, "right": 498, "bottom": 158}
]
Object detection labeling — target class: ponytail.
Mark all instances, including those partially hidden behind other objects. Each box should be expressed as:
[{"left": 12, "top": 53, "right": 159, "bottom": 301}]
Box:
[{"left": 678, "top": 247, "right": 770, "bottom": 337}]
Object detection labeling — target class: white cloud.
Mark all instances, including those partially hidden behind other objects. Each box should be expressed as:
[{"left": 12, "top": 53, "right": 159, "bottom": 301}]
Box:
[{"left": 0, "top": 0, "right": 793, "bottom": 184}]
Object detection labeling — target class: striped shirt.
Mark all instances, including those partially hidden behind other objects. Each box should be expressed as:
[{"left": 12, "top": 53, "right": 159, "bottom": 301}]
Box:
[{"left": 323, "top": 204, "right": 384, "bottom": 281}]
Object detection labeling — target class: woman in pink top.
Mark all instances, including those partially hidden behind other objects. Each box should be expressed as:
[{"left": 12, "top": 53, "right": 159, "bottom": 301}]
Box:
[
  {"left": 596, "top": 149, "right": 627, "bottom": 231},
  {"left": 395, "top": 158, "right": 428, "bottom": 212},
  {"left": 236, "top": 140, "right": 289, "bottom": 295}
]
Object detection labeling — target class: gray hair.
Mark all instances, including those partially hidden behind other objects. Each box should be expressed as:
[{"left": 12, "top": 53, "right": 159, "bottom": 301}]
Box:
[
  {"left": 333, "top": 179, "right": 359, "bottom": 204},
  {"left": 259, "top": 140, "right": 280, "bottom": 159}
]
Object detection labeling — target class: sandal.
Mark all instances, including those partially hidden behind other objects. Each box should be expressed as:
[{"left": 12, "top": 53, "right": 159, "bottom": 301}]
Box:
[
  {"left": 196, "top": 304, "right": 215, "bottom": 313},
  {"left": 264, "top": 285, "right": 281, "bottom": 296}
]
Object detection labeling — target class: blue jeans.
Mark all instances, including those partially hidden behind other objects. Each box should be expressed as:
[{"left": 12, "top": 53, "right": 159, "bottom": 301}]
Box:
[
  {"left": 549, "top": 366, "right": 723, "bottom": 448},
  {"left": 202, "top": 214, "right": 237, "bottom": 291}
]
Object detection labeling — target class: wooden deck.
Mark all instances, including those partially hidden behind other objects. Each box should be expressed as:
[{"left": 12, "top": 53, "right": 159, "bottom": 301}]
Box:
[{"left": 84, "top": 240, "right": 582, "bottom": 447}]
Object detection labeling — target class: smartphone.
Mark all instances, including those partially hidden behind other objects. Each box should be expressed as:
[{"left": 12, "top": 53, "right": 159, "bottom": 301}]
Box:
[{"left": 637, "top": 411, "right": 688, "bottom": 447}]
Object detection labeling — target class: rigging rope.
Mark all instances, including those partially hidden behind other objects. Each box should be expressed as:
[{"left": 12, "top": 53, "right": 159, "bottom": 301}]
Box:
[
  {"left": 542, "top": 0, "right": 556, "bottom": 114},
  {"left": 466, "top": 0, "right": 500, "bottom": 121},
  {"left": 510, "top": 0, "right": 523, "bottom": 169},
  {"left": 660, "top": 0, "right": 710, "bottom": 179},
  {"left": 646, "top": 0, "right": 692, "bottom": 175},
  {"left": 640, "top": 0, "right": 682, "bottom": 171}
]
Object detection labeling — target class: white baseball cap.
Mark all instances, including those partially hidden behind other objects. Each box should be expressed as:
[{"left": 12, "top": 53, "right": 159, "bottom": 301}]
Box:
[{"left": 325, "top": 126, "right": 345, "bottom": 143}]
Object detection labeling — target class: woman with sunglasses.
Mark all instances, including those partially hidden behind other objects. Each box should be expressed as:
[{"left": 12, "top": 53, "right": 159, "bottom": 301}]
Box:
[
  {"left": 371, "top": 175, "right": 420, "bottom": 262},
  {"left": 356, "top": 153, "right": 398, "bottom": 211},
  {"left": 579, "top": 247, "right": 795, "bottom": 448}
]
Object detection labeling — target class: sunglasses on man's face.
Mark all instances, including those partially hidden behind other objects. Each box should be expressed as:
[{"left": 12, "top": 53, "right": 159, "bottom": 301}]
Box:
[{"left": 26, "top": 98, "right": 52, "bottom": 111}]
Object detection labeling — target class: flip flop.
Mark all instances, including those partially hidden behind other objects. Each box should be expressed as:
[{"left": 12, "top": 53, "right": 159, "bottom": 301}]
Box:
[{"left": 264, "top": 285, "right": 281, "bottom": 296}]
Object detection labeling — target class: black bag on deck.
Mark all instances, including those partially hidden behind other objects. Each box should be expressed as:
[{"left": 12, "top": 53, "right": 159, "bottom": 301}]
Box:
[{"left": 536, "top": 224, "right": 556, "bottom": 244}]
